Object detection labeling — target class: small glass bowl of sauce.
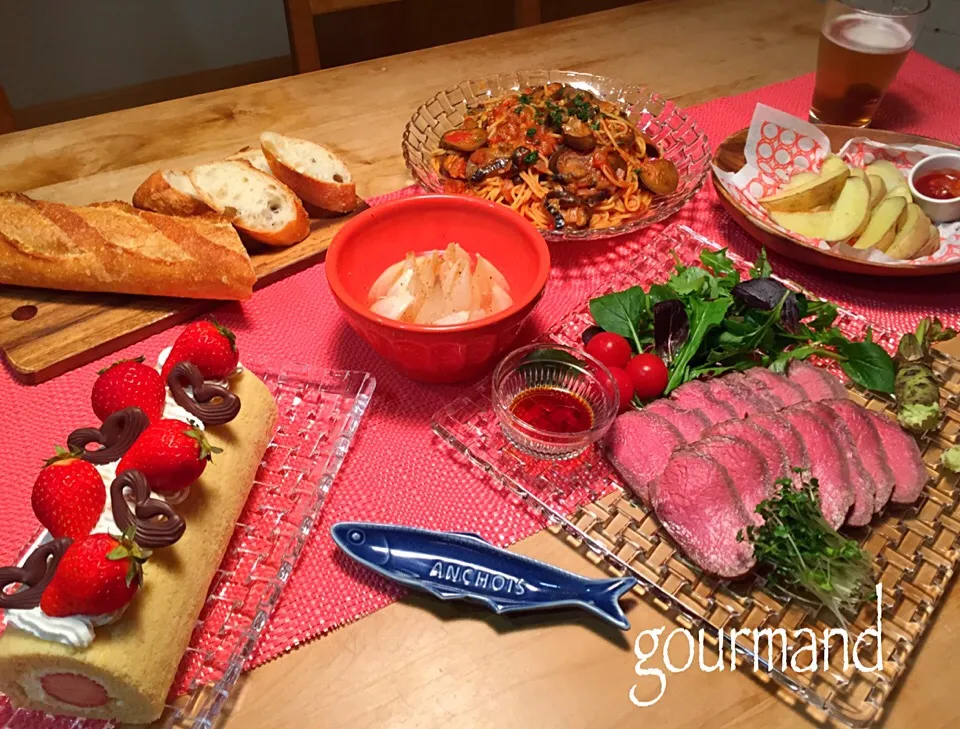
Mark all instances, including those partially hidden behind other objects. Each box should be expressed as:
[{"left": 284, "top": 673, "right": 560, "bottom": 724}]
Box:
[
  {"left": 492, "top": 344, "right": 619, "bottom": 460},
  {"left": 909, "top": 153, "right": 960, "bottom": 225}
]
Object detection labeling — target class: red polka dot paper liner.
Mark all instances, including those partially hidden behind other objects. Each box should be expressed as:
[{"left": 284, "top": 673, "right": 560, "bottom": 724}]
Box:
[{"left": 713, "top": 102, "right": 960, "bottom": 265}]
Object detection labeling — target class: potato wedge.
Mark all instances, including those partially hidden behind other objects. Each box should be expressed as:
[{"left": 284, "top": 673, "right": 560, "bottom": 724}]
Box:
[
  {"left": 783, "top": 171, "right": 819, "bottom": 191},
  {"left": 867, "top": 174, "right": 886, "bottom": 209},
  {"left": 886, "top": 204, "right": 931, "bottom": 260},
  {"left": 853, "top": 196, "right": 906, "bottom": 250},
  {"left": 760, "top": 167, "right": 849, "bottom": 212},
  {"left": 821, "top": 155, "right": 848, "bottom": 178},
  {"left": 886, "top": 185, "right": 913, "bottom": 204},
  {"left": 824, "top": 177, "right": 870, "bottom": 242},
  {"left": 865, "top": 160, "right": 907, "bottom": 192},
  {"left": 916, "top": 223, "right": 941, "bottom": 258},
  {"left": 770, "top": 210, "right": 834, "bottom": 238}
]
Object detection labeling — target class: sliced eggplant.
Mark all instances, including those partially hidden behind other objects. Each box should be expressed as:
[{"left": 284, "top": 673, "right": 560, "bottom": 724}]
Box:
[
  {"left": 562, "top": 117, "right": 596, "bottom": 152},
  {"left": 466, "top": 147, "right": 512, "bottom": 182},
  {"left": 549, "top": 148, "right": 593, "bottom": 180},
  {"left": 543, "top": 197, "right": 565, "bottom": 230},
  {"left": 639, "top": 158, "right": 680, "bottom": 195},
  {"left": 640, "top": 130, "right": 660, "bottom": 159},
  {"left": 547, "top": 82, "right": 565, "bottom": 101},
  {"left": 611, "top": 126, "right": 635, "bottom": 149},
  {"left": 441, "top": 127, "right": 488, "bottom": 153}
]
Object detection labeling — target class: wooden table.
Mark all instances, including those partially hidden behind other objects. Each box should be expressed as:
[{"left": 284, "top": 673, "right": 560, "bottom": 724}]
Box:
[{"left": 4, "top": 1, "right": 958, "bottom": 727}]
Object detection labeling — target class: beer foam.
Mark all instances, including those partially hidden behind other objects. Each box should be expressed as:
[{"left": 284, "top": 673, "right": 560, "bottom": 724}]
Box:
[{"left": 826, "top": 14, "right": 913, "bottom": 54}]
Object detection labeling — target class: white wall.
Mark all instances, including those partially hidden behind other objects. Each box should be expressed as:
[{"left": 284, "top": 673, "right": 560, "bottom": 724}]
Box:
[{"left": 0, "top": 0, "right": 290, "bottom": 108}]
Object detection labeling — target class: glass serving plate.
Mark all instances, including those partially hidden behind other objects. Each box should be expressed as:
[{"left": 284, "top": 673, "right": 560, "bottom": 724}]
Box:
[
  {"left": 402, "top": 70, "right": 712, "bottom": 242},
  {"left": 432, "top": 225, "right": 960, "bottom": 728},
  {"left": 0, "top": 361, "right": 376, "bottom": 729}
]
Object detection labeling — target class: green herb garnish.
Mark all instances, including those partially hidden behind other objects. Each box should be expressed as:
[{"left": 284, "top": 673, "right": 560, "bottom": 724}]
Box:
[
  {"left": 586, "top": 248, "right": 896, "bottom": 394},
  {"left": 739, "top": 475, "right": 875, "bottom": 625},
  {"left": 518, "top": 93, "right": 532, "bottom": 105},
  {"left": 523, "top": 150, "right": 539, "bottom": 165},
  {"left": 526, "top": 127, "right": 537, "bottom": 138}
]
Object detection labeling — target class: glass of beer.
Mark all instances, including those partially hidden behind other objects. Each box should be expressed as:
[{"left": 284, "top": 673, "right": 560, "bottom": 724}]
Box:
[{"left": 810, "top": 0, "right": 928, "bottom": 128}]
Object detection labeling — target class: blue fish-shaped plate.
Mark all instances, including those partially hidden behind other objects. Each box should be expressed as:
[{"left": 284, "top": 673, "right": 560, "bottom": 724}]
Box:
[{"left": 331, "top": 522, "right": 637, "bottom": 630}]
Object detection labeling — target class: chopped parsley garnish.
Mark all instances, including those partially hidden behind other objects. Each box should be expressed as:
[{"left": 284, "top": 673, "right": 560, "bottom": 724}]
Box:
[
  {"left": 523, "top": 150, "right": 539, "bottom": 165},
  {"left": 518, "top": 93, "right": 532, "bottom": 105},
  {"left": 591, "top": 121, "right": 601, "bottom": 130},
  {"left": 526, "top": 127, "right": 537, "bottom": 138}
]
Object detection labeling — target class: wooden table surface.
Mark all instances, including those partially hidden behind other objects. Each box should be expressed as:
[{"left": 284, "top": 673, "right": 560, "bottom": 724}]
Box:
[{"left": 4, "top": 1, "right": 959, "bottom": 727}]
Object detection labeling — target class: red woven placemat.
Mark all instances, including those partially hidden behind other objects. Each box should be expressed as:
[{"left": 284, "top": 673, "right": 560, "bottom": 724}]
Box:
[{"left": 1, "top": 52, "right": 958, "bottom": 671}]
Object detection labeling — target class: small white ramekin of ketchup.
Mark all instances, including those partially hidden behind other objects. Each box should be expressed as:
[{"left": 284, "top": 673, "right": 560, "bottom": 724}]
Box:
[{"left": 909, "top": 152, "right": 960, "bottom": 224}]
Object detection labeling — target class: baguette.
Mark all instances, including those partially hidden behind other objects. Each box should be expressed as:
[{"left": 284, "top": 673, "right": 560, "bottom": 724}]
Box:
[
  {"left": 0, "top": 369, "right": 279, "bottom": 723},
  {"left": 0, "top": 193, "right": 255, "bottom": 299},
  {"left": 132, "top": 169, "right": 210, "bottom": 217},
  {"left": 188, "top": 160, "right": 309, "bottom": 246},
  {"left": 226, "top": 146, "right": 273, "bottom": 176},
  {"left": 260, "top": 131, "right": 357, "bottom": 213}
]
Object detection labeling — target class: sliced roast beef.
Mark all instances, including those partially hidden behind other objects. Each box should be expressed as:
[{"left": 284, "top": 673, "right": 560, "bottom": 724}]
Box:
[
  {"left": 787, "top": 360, "right": 848, "bottom": 401},
  {"left": 706, "top": 378, "right": 775, "bottom": 418},
  {"left": 780, "top": 409, "right": 855, "bottom": 528},
  {"left": 796, "top": 401, "right": 876, "bottom": 527},
  {"left": 865, "top": 410, "right": 930, "bottom": 504},
  {"left": 747, "top": 412, "right": 810, "bottom": 475},
  {"left": 650, "top": 449, "right": 756, "bottom": 578},
  {"left": 670, "top": 380, "right": 739, "bottom": 424},
  {"left": 706, "top": 419, "right": 789, "bottom": 485},
  {"left": 643, "top": 400, "right": 710, "bottom": 442},
  {"left": 825, "top": 399, "right": 896, "bottom": 510},
  {"left": 725, "top": 371, "right": 785, "bottom": 410},
  {"left": 605, "top": 411, "right": 685, "bottom": 504},
  {"left": 743, "top": 367, "right": 808, "bottom": 406},
  {"left": 690, "top": 436, "right": 772, "bottom": 526}
]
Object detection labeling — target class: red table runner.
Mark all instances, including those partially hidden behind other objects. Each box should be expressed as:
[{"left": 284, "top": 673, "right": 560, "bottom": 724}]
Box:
[{"left": 1, "top": 53, "right": 958, "bottom": 669}]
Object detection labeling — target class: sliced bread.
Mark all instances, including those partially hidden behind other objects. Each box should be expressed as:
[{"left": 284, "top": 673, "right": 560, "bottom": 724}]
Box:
[
  {"left": 226, "top": 146, "right": 273, "bottom": 176},
  {"left": 188, "top": 160, "right": 309, "bottom": 246},
  {"left": 133, "top": 169, "right": 210, "bottom": 216},
  {"left": 260, "top": 131, "right": 357, "bottom": 213}
]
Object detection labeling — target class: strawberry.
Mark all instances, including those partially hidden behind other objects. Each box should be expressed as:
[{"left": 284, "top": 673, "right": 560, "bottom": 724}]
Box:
[
  {"left": 40, "top": 529, "right": 148, "bottom": 617},
  {"left": 161, "top": 319, "right": 239, "bottom": 382},
  {"left": 118, "top": 419, "right": 221, "bottom": 492},
  {"left": 91, "top": 356, "right": 165, "bottom": 422},
  {"left": 32, "top": 447, "right": 106, "bottom": 540}
]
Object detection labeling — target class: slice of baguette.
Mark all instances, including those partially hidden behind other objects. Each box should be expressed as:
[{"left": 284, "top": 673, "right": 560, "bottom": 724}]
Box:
[
  {"left": 260, "top": 131, "right": 357, "bottom": 213},
  {"left": 0, "top": 193, "right": 255, "bottom": 299},
  {"left": 226, "top": 146, "right": 273, "bottom": 176},
  {"left": 188, "top": 160, "right": 309, "bottom": 246},
  {"left": 133, "top": 169, "right": 210, "bottom": 216}
]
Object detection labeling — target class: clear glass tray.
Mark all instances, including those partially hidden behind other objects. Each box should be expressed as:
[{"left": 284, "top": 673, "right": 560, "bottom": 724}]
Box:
[
  {"left": 0, "top": 361, "right": 376, "bottom": 729},
  {"left": 432, "top": 225, "right": 960, "bottom": 728}
]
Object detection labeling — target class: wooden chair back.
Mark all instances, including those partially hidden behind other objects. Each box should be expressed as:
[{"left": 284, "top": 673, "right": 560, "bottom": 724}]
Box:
[{"left": 283, "top": 0, "right": 542, "bottom": 73}]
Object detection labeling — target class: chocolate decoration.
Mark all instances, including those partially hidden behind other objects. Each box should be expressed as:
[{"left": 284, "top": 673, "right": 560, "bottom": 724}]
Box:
[
  {"left": 67, "top": 407, "right": 150, "bottom": 465},
  {"left": 167, "top": 361, "right": 241, "bottom": 426},
  {"left": 111, "top": 470, "right": 186, "bottom": 549},
  {"left": 0, "top": 538, "right": 71, "bottom": 610}
]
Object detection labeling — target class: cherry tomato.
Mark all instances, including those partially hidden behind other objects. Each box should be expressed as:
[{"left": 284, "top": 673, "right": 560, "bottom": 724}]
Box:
[
  {"left": 608, "top": 367, "right": 635, "bottom": 412},
  {"left": 585, "top": 332, "right": 632, "bottom": 369},
  {"left": 626, "top": 353, "right": 669, "bottom": 400}
]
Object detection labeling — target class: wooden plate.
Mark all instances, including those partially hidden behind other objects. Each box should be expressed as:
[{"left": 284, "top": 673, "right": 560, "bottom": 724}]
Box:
[
  {"left": 712, "top": 124, "right": 960, "bottom": 277},
  {"left": 0, "top": 200, "right": 367, "bottom": 384}
]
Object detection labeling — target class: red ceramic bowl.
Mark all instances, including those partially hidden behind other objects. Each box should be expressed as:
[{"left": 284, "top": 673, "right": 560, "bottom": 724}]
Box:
[{"left": 326, "top": 195, "right": 550, "bottom": 383}]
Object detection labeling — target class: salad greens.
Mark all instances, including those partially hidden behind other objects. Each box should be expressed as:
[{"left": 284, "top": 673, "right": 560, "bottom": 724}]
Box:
[
  {"left": 588, "top": 248, "right": 896, "bottom": 394},
  {"left": 739, "top": 475, "right": 875, "bottom": 625}
]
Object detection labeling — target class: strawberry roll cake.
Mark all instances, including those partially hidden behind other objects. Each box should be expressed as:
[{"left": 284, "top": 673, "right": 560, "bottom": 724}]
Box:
[{"left": 0, "top": 320, "right": 278, "bottom": 723}]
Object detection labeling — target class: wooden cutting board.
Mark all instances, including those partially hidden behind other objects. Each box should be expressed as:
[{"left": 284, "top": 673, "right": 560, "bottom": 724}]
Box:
[{"left": 0, "top": 201, "right": 367, "bottom": 384}]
